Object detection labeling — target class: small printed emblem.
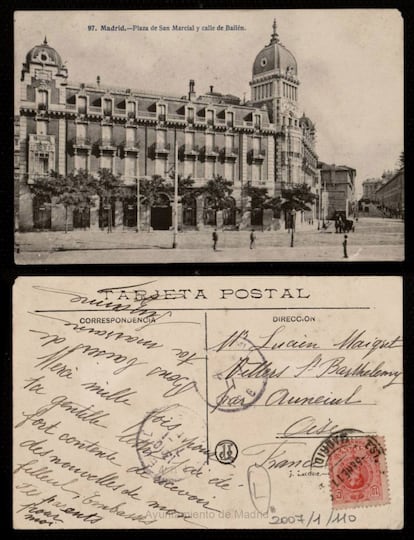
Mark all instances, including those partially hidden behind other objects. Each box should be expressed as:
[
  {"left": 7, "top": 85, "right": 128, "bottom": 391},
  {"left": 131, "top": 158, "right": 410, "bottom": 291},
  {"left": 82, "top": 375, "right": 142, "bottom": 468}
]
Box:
[{"left": 215, "top": 439, "right": 238, "bottom": 464}]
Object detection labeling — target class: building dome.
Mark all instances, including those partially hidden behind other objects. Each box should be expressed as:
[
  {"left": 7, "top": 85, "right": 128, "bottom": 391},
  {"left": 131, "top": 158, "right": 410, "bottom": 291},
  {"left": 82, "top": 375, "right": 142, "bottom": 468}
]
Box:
[
  {"left": 25, "top": 37, "right": 64, "bottom": 69},
  {"left": 299, "top": 113, "right": 314, "bottom": 130},
  {"left": 252, "top": 20, "right": 297, "bottom": 78}
]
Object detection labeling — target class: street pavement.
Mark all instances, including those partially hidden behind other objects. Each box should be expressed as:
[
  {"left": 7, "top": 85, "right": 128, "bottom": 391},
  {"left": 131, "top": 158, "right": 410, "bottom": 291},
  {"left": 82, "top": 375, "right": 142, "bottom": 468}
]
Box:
[{"left": 15, "top": 217, "right": 404, "bottom": 264}]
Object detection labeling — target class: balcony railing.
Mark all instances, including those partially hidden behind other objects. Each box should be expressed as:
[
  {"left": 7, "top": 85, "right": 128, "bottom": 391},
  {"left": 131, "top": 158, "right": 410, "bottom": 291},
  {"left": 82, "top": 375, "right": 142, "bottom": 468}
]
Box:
[
  {"left": 127, "top": 111, "right": 136, "bottom": 119},
  {"left": 37, "top": 103, "right": 47, "bottom": 111},
  {"left": 184, "top": 144, "right": 200, "bottom": 155},
  {"left": 97, "top": 138, "right": 117, "bottom": 150},
  {"left": 138, "top": 110, "right": 157, "bottom": 119},
  {"left": 154, "top": 142, "right": 171, "bottom": 155},
  {"left": 71, "top": 136, "right": 92, "bottom": 149},
  {"left": 248, "top": 148, "right": 266, "bottom": 161},
  {"left": 221, "top": 147, "right": 239, "bottom": 160},
  {"left": 201, "top": 146, "right": 220, "bottom": 160},
  {"left": 158, "top": 114, "right": 166, "bottom": 122},
  {"left": 120, "top": 139, "right": 140, "bottom": 152}
]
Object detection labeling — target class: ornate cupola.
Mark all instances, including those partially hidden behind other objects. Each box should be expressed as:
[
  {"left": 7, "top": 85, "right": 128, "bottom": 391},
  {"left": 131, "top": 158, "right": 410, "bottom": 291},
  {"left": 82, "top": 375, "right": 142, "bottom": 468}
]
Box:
[{"left": 250, "top": 19, "right": 299, "bottom": 127}]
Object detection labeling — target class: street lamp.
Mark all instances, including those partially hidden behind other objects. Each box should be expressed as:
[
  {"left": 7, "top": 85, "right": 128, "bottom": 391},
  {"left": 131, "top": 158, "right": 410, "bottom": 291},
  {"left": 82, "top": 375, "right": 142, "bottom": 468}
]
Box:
[
  {"left": 290, "top": 208, "right": 296, "bottom": 247},
  {"left": 172, "top": 129, "right": 178, "bottom": 249},
  {"left": 136, "top": 177, "right": 140, "bottom": 232}
]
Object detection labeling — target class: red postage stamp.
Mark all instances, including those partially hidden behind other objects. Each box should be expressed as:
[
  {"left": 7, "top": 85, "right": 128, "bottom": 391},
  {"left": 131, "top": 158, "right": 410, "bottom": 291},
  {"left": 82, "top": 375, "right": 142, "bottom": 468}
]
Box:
[{"left": 328, "top": 435, "right": 390, "bottom": 509}]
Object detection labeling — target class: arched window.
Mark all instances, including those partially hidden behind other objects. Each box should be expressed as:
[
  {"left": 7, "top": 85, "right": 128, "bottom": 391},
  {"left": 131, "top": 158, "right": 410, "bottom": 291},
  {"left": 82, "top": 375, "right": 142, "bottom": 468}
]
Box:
[{"left": 38, "top": 89, "right": 48, "bottom": 110}]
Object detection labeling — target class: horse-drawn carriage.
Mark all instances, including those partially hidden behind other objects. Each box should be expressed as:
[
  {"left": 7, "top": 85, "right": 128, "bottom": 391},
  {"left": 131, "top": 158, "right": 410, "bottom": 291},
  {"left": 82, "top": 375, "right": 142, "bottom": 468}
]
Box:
[{"left": 334, "top": 211, "right": 355, "bottom": 233}]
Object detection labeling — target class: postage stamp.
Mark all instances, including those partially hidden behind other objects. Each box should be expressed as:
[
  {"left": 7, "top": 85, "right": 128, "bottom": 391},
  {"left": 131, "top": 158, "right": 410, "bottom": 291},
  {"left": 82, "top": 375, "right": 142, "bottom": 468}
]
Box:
[{"left": 327, "top": 435, "right": 389, "bottom": 509}]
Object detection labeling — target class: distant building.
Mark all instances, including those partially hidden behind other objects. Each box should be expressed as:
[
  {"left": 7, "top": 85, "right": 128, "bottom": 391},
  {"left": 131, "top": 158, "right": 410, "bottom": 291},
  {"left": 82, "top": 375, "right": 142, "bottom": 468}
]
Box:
[
  {"left": 376, "top": 168, "right": 404, "bottom": 218},
  {"left": 15, "top": 22, "right": 319, "bottom": 232},
  {"left": 362, "top": 177, "right": 385, "bottom": 202},
  {"left": 320, "top": 163, "right": 356, "bottom": 219}
]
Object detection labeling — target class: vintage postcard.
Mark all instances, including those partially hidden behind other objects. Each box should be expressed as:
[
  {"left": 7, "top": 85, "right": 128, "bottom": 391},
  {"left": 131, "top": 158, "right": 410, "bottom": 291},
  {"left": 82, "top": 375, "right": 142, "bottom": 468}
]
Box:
[
  {"left": 13, "top": 276, "right": 403, "bottom": 528},
  {"left": 14, "top": 9, "right": 404, "bottom": 264}
]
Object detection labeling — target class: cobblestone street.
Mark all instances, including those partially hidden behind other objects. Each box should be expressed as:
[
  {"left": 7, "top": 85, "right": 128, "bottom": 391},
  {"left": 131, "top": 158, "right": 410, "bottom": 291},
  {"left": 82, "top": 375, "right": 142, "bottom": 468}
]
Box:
[{"left": 15, "top": 217, "right": 404, "bottom": 264}]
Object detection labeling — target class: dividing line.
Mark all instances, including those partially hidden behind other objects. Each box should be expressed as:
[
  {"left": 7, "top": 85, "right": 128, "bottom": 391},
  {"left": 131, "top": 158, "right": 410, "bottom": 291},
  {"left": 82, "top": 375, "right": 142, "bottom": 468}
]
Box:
[
  {"left": 34, "top": 307, "right": 371, "bottom": 313},
  {"left": 204, "top": 311, "right": 209, "bottom": 465}
]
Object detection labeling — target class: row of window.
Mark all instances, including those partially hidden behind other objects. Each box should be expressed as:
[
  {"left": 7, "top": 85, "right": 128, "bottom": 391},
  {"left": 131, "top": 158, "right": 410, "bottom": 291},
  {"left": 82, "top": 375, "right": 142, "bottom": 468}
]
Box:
[
  {"left": 31, "top": 149, "right": 265, "bottom": 183},
  {"left": 282, "top": 82, "right": 297, "bottom": 101},
  {"left": 252, "top": 83, "right": 273, "bottom": 101},
  {"left": 35, "top": 90, "right": 263, "bottom": 128},
  {"left": 35, "top": 121, "right": 264, "bottom": 152}
]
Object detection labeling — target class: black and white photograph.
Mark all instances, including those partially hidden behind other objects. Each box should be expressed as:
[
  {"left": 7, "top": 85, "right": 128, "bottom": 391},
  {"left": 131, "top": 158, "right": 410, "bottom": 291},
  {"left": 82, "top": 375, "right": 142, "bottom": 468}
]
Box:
[{"left": 14, "top": 9, "right": 404, "bottom": 264}]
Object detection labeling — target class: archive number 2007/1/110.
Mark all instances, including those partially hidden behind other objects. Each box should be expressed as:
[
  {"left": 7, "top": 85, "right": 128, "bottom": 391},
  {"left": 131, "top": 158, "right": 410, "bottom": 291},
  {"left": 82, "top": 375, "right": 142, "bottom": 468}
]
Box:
[{"left": 269, "top": 511, "right": 357, "bottom": 527}]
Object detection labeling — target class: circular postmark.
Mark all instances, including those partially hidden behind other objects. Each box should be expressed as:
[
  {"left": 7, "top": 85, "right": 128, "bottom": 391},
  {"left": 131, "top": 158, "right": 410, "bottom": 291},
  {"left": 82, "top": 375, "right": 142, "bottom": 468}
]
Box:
[
  {"left": 135, "top": 403, "right": 207, "bottom": 482},
  {"left": 208, "top": 334, "right": 269, "bottom": 413},
  {"left": 215, "top": 440, "right": 238, "bottom": 464},
  {"left": 310, "top": 428, "right": 364, "bottom": 470}
]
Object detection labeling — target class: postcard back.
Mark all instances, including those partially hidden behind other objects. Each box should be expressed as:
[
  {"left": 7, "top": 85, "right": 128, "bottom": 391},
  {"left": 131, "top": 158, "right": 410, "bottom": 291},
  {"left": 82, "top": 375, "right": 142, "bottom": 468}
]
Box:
[{"left": 13, "top": 276, "right": 403, "bottom": 529}]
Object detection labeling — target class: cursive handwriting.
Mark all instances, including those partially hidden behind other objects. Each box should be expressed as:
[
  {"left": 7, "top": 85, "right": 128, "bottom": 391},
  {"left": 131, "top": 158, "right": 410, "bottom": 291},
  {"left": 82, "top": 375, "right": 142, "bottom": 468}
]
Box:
[{"left": 333, "top": 329, "right": 402, "bottom": 359}]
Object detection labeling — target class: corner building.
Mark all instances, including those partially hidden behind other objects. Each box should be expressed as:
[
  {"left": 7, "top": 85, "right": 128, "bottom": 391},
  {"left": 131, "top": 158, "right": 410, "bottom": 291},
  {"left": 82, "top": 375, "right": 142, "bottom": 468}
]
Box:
[{"left": 16, "top": 22, "right": 319, "bottom": 232}]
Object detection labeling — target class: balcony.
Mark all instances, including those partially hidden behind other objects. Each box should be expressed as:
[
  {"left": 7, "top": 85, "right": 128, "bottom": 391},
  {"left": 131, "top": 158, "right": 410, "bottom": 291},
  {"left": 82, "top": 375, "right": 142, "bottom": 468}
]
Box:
[
  {"left": 127, "top": 111, "right": 136, "bottom": 119},
  {"left": 97, "top": 138, "right": 117, "bottom": 151},
  {"left": 183, "top": 144, "right": 200, "bottom": 157},
  {"left": 154, "top": 142, "right": 171, "bottom": 157},
  {"left": 70, "top": 136, "right": 92, "bottom": 150},
  {"left": 201, "top": 146, "right": 220, "bottom": 160},
  {"left": 248, "top": 148, "right": 266, "bottom": 162},
  {"left": 89, "top": 105, "right": 102, "bottom": 114},
  {"left": 120, "top": 139, "right": 140, "bottom": 153},
  {"left": 37, "top": 103, "right": 47, "bottom": 111},
  {"left": 221, "top": 147, "right": 239, "bottom": 160},
  {"left": 158, "top": 114, "right": 166, "bottom": 122}
]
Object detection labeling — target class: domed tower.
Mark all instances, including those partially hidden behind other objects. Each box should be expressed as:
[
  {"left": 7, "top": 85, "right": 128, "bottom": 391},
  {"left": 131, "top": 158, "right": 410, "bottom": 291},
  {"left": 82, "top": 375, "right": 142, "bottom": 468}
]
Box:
[
  {"left": 250, "top": 19, "right": 299, "bottom": 127},
  {"left": 250, "top": 20, "right": 304, "bottom": 187},
  {"left": 21, "top": 37, "right": 68, "bottom": 83},
  {"left": 18, "top": 38, "right": 69, "bottom": 230}
]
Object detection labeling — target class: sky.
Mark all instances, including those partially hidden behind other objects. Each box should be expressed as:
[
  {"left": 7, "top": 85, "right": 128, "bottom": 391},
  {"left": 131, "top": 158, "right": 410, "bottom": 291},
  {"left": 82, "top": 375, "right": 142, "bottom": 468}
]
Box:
[{"left": 14, "top": 9, "right": 403, "bottom": 196}]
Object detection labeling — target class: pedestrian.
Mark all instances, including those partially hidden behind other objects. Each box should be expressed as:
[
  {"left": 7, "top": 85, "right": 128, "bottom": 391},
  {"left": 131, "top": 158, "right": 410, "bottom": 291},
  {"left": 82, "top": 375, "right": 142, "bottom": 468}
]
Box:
[
  {"left": 212, "top": 228, "right": 218, "bottom": 251},
  {"left": 343, "top": 234, "right": 348, "bottom": 259},
  {"left": 250, "top": 229, "right": 256, "bottom": 249}
]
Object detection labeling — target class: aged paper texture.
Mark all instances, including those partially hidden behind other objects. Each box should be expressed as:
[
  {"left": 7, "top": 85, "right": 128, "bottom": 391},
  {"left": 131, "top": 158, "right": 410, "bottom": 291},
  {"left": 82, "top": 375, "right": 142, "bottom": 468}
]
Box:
[
  {"left": 14, "top": 10, "right": 404, "bottom": 264},
  {"left": 13, "top": 276, "right": 403, "bottom": 528}
]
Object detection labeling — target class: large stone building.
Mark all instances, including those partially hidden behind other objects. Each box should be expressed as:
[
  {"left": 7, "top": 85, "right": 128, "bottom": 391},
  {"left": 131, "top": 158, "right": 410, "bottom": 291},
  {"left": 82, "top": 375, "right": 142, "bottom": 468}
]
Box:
[
  {"left": 375, "top": 168, "right": 404, "bottom": 218},
  {"left": 16, "top": 22, "right": 319, "bottom": 232},
  {"left": 362, "top": 177, "right": 385, "bottom": 202}
]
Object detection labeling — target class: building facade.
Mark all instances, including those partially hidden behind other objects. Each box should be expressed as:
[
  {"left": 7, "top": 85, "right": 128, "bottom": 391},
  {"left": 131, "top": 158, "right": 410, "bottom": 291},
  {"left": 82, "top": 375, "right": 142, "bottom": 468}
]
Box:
[
  {"left": 375, "top": 169, "right": 404, "bottom": 218},
  {"left": 16, "top": 22, "right": 319, "bottom": 232},
  {"left": 362, "top": 177, "right": 385, "bottom": 202},
  {"left": 320, "top": 163, "right": 356, "bottom": 219}
]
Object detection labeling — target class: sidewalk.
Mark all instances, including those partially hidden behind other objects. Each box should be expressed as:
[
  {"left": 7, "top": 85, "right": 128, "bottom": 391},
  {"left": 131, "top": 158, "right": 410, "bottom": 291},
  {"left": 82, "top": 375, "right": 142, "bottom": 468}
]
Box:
[{"left": 15, "top": 243, "right": 404, "bottom": 264}]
